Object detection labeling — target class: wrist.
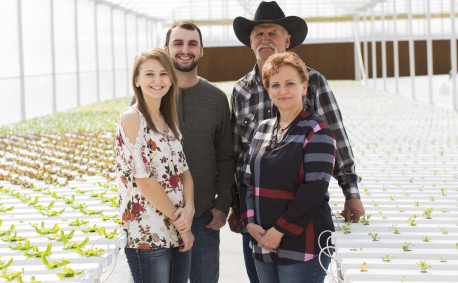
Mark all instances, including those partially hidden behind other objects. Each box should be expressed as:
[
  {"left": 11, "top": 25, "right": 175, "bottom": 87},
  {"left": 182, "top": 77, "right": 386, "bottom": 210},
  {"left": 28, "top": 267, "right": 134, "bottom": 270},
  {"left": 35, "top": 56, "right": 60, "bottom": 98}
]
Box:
[{"left": 184, "top": 205, "right": 195, "bottom": 216}]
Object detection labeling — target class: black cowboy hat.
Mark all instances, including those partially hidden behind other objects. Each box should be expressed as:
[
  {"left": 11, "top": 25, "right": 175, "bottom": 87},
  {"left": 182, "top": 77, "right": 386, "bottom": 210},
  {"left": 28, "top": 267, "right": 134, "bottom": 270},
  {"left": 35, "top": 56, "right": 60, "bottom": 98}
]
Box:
[{"left": 233, "top": 1, "right": 308, "bottom": 49}]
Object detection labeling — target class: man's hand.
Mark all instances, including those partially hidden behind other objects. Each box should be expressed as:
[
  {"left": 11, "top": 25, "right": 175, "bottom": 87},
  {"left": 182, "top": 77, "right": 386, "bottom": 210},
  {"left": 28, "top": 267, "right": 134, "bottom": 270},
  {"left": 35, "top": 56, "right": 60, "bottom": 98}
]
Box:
[
  {"left": 246, "top": 223, "right": 266, "bottom": 243},
  {"left": 258, "top": 227, "right": 283, "bottom": 253},
  {"left": 227, "top": 207, "right": 242, "bottom": 233},
  {"left": 342, "top": 199, "right": 365, "bottom": 223},
  {"left": 205, "top": 208, "right": 227, "bottom": 231}
]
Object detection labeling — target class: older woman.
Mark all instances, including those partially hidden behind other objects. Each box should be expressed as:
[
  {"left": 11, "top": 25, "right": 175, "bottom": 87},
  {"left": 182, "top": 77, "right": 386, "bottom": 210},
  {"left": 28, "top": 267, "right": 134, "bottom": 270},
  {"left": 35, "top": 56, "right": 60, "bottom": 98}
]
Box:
[
  {"left": 116, "top": 48, "right": 194, "bottom": 283},
  {"left": 239, "top": 51, "right": 336, "bottom": 283}
]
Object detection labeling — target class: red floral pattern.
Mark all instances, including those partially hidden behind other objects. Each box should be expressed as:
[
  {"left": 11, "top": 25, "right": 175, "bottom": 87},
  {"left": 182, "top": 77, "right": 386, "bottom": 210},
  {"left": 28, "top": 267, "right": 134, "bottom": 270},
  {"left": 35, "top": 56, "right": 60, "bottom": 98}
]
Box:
[{"left": 116, "top": 109, "right": 188, "bottom": 249}]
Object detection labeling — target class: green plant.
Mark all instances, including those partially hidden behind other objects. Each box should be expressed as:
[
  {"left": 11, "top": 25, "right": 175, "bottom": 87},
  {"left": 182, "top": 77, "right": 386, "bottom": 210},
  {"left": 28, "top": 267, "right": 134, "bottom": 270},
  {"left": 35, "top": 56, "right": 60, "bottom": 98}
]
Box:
[
  {"left": 0, "top": 257, "right": 13, "bottom": 270},
  {"left": 81, "top": 224, "right": 100, "bottom": 233},
  {"left": 24, "top": 243, "right": 52, "bottom": 258},
  {"left": 407, "top": 215, "right": 417, "bottom": 226},
  {"left": 381, "top": 254, "right": 393, "bottom": 262},
  {"left": 360, "top": 214, "right": 371, "bottom": 225},
  {"left": 63, "top": 236, "right": 89, "bottom": 250},
  {"left": 47, "top": 229, "right": 75, "bottom": 241},
  {"left": 97, "top": 227, "right": 118, "bottom": 239},
  {"left": 421, "top": 235, "right": 431, "bottom": 242},
  {"left": 378, "top": 211, "right": 387, "bottom": 219},
  {"left": 416, "top": 260, "right": 431, "bottom": 273},
  {"left": 413, "top": 201, "right": 419, "bottom": 207},
  {"left": 32, "top": 221, "right": 60, "bottom": 235},
  {"left": 342, "top": 222, "right": 351, "bottom": 234},
  {"left": 8, "top": 240, "right": 32, "bottom": 251},
  {"left": 76, "top": 246, "right": 104, "bottom": 257},
  {"left": 422, "top": 208, "right": 433, "bottom": 219},
  {"left": 388, "top": 195, "right": 396, "bottom": 201},
  {"left": 359, "top": 262, "right": 367, "bottom": 272},
  {"left": 439, "top": 226, "right": 448, "bottom": 234},
  {"left": 371, "top": 200, "right": 380, "bottom": 206},
  {"left": 79, "top": 208, "right": 104, "bottom": 215},
  {"left": 68, "top": 218, "right": 89, "bottom": 227},
  {"left": 41, "top": 253, "right": 70, "bottom": 270},
  {"left": 368, "top": 233, "right": 380, "bottom": 241},
  {"left": 389, "top": 224, "right": 400, "bottom": 234},
  {"left": 0, "top": 269, "right": 23, "bottom": 281},
  {"left": 395, "top": 206, "right": 404, "bottom": 212},
  {"left": 402, "top": 242, "right": 413, "bottom": 251},
  {"left": 440, "top": 188, "right": 446, "bottom": 196},
  {"left": 429, "top": 196, "right": 435, "bottom": 201},
  {"left": 1, "top": 231, "right": 27, "bottom": 242},
  {"left": 438, "top": 255, "right": 447, "bottom": 262},
  {"left": 56, "top": 266, "right": 85, "bottom": 278}
]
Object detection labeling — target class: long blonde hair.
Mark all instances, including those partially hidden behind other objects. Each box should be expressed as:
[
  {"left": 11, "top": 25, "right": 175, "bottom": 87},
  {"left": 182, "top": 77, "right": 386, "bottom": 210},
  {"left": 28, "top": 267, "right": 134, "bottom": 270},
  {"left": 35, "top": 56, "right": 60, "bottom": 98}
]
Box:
[{"left": 131, "top": 48, "right": 180, "bottom": 139}]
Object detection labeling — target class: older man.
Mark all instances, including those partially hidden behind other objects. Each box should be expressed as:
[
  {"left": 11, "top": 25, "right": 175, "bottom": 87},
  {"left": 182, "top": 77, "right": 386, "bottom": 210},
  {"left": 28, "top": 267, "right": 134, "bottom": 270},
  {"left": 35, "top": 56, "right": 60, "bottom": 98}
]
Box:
[{"left": 229, "top": 1, "right": 365, "bottom": 282}]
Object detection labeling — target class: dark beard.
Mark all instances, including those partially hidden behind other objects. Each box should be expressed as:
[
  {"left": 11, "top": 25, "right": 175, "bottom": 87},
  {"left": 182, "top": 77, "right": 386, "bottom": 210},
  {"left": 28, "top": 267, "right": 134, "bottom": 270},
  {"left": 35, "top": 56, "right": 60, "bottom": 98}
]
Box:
[{"left": 173, "top": 58, "right": 199, "bottom": 72}]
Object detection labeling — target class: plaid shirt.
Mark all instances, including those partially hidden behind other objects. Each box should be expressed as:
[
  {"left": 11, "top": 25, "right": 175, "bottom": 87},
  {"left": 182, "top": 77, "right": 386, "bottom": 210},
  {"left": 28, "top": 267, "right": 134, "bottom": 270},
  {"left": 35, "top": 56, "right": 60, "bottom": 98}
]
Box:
[
  {"left": 231, "top": 64, "right": 361, "bottom": 200},
  {"left": 239, "top": 109, "right": 336, "bottom": 264}
]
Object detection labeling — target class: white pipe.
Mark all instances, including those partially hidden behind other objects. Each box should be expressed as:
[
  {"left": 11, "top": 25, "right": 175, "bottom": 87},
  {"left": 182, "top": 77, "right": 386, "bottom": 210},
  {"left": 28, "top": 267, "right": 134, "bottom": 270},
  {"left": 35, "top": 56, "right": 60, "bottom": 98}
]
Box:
[
  {"left": 381, "top": 1, "right": 387, "bottom": 91},
  {"left": 363, "top": 12, "right": 368, "bottom": 86},
  {"left": 451, "top": 0, "right": 457, "bottom": 110},
  {"left": 408, "top": 0, "right": 416, "bottom": 99},
  {"left": 426, "top": 0, "right": 433, "bottom": 104},
  {"left": 50, "top": 0, "right": 57, "bottom": 113},
  {"left": 74, "top": 0, "right": 81, "bottom": 106},
  {"left": 393, "top": 0, "right": 399, "bottom": 94},
  {"left": 371, "top": 7, "right": 377, "bottom": 87},
  {"left": 353, "top": 15, "right": 361, "bottom": 81},
  {"left": 353, "top": 14, "right": 367, "bottom": 82},
  {"left": 17, "top": 0, "right": 26, "bottom": 121},
  {"left": 111, "top": 7, "right": 116, "bottom": 98},
  {"left": 94, "top": 3, "right": 100, "bottom": 102},
  {"left": 124, "top": 12, "right": 129, "bottom": 96}
]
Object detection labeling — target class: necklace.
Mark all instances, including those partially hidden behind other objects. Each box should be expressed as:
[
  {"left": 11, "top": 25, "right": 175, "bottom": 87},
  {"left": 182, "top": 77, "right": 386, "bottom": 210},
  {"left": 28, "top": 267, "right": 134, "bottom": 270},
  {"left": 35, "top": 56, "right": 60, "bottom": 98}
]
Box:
[{"left": 274, "top": 118, "right": 295, "bottom": 145}]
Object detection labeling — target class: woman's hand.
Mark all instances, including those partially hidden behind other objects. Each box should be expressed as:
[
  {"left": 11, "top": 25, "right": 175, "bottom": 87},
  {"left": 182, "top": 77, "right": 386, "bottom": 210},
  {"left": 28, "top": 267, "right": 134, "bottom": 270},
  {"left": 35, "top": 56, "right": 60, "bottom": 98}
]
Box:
[
  {"left": 179, "top": 230, "right": 194, "bottom": 252},
  {"left": 258, "top": 227, "right": 284, "bottom": 253},
  {"left": 172, "top": 207, "right": 194, "bottom": 232},
  {"left": 246, "top": 223, "right": 266, "bottom": 242}
]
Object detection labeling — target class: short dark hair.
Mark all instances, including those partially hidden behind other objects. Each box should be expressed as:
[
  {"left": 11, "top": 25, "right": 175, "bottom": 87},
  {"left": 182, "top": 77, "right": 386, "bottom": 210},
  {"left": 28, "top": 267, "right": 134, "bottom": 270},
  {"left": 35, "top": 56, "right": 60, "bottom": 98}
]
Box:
[{"left": 165, "top": 21, "right": 203, "bottom": 48}]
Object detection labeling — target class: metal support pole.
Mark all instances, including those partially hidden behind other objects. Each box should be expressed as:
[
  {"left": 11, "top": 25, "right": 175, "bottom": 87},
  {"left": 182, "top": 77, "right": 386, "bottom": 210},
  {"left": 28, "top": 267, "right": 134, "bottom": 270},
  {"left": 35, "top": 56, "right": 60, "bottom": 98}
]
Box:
[
  {"left": 408, "top": 0, "right": 416, "bottom": 99},
  {"left": 371, "top": 7, "right": 377, "bottom": 87},
  {"left": 451, "top": 0, "right": 457, "bottom": 110},
  {"left": 381, "top": 2, "right": 387, "bottom": 91},
  {"left": 74, "top": 0, "right": 81, "bottom": 106},
  {"left": 393, "top": 0, "right": 399, "bottom": 94},
  {"left": 135, "top": 16, "right": 139, "bottom": 52},
  {"left": 354, "top": 15, "right": 361, "bottom": 81},
  {"left": 94, "top": 2, "right": 100, "bottom": 102},
  {"left": 17, "top": 0, "right": 26, "bottom": 121},
  {"left": 110, "top": 7, "right": 116, "bottom": 98},
  {"left": 426, "top": 0, "right": 434, "bottom": 104},
  {"left": 363, "top": 13, "right": 368, "bottom": 86},
  {"left": 124, "top": 12, "right": 129, "bottom": 96},
  {"left": 50, "top": 0, "right": 57, "bottom": 113}
]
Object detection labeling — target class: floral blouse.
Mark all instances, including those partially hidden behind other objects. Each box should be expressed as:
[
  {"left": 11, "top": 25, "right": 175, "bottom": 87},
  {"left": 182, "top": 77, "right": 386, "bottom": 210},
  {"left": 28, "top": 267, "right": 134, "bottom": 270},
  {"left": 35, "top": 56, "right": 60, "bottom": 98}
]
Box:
[{"left": 116, "top": 108, "right": 189, "bottom": 249}]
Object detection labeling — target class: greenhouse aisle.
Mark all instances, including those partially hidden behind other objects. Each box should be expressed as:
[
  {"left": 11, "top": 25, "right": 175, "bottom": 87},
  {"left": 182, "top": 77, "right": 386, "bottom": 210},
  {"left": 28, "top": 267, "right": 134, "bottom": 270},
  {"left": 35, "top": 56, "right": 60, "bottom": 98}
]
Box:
[
  {"left": 0, "top": 80, "right": 456, "bottom": 282},
  {"left": 102, "top": 80, "right": 458, "bottom": 282}
]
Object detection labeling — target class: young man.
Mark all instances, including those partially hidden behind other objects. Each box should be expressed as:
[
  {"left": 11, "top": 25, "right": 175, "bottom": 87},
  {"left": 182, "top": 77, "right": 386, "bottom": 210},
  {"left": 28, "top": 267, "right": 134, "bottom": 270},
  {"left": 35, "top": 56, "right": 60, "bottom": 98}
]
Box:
[
  {"left": 229, "top": 1, "right": 365, "bottom": 282},
  {"left": 164, "top": 22, "right": 233, "bottom": 283}
]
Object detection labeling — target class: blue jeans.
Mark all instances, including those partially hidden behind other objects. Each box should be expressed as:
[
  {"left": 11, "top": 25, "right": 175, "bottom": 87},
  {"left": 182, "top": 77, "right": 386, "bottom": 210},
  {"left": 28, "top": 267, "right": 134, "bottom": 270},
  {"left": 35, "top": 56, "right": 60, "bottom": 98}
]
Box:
[
  {"left": 190, "top": 209, "right": 220, "bottom": 283},
  {"left": 254, "top": 254, "right": 332, "bottom": 283},
  {"left": 125, "top": 247, "right": 191, "bottom": 283},
  {"left": 243, "top": 233, "right": 260, "bottom": 283}
]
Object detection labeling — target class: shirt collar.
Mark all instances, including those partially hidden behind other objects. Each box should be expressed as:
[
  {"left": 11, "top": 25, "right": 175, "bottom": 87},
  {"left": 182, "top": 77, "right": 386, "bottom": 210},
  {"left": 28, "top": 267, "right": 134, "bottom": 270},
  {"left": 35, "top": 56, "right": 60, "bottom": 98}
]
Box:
[{"left": 247, "top": 64, "right": 263, "bottom": 86}]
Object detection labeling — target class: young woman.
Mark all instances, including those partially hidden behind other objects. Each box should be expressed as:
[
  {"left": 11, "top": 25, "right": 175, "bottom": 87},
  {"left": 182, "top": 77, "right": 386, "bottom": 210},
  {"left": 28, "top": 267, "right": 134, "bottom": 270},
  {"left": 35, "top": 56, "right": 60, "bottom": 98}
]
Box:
[
  {"left": 116, "top": 48, "right": 194, "bottom": 283},
  {"left": 239, "top": 51, "right": 336, "bottom": 283}
]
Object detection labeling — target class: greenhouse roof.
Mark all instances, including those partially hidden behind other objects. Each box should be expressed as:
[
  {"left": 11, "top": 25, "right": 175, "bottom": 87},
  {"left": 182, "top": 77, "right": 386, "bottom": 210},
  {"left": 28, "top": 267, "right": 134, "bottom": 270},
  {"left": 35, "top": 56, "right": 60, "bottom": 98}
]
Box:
[{"left": 91, "top": 0, "right": 451, "bottom": 24}]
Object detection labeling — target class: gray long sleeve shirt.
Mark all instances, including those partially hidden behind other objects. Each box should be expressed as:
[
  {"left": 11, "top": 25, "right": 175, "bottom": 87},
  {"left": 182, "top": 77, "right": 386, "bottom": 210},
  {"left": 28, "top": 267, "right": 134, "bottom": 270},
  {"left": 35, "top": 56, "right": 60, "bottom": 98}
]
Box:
[{"left": 177, "top": 77, "right": 234, "bottom": 217}]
